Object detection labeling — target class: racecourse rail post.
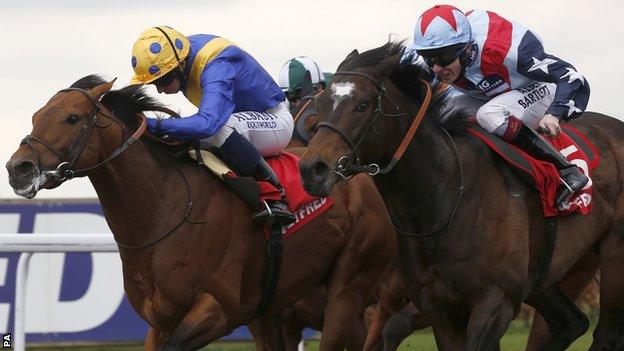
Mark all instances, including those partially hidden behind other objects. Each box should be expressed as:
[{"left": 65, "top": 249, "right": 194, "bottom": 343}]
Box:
[{"left": 0, "top": 234, "right": 118, "bottom": 351}]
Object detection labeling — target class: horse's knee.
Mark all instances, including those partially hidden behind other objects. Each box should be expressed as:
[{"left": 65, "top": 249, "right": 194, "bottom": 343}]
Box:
[{"left": 166, "top": 294, "right": 228, "bottom": 349}]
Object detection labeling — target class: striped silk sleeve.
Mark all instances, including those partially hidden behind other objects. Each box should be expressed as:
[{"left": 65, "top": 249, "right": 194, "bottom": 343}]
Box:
[{"left": 516, "top": 31, "right": 590, "bottom": 120}]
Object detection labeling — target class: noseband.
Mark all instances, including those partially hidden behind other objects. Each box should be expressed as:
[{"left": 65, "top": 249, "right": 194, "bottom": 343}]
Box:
[
  {"left": 315, "top": 71, "right": 431, "bottom": 178},
  {"left": 20, "top": 87, "right": 147, "bottom": 182}
]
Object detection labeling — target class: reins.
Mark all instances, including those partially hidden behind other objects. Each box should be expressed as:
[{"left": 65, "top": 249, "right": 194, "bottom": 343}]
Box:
[
  {"left": 316, "top": 72, "right": 431, "bottom": 177},
  {"left": 21, "top": 88, "right": 147, "bottom": 181},
  {"left": 20, "top": 87, "right": 208, "bottom": 250},
  {"left": 315, "top": 71, "right": 464, "bottom": 237},
  {"left": 390, "top": 127, "right": 465, "bottom": 238}
]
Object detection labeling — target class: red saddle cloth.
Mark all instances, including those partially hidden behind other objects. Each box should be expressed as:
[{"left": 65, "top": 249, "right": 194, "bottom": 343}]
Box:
[
  {"left": 258, "top": 152, "right": 334, "bottom": 237},
  {"left": 468, "top": 125, "right": 600, "bottom": 217}
]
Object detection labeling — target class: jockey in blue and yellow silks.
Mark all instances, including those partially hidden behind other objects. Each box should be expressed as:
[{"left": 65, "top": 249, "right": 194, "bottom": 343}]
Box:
[{"left": 130, "top": 26, "right": 296, "bottom": 226}]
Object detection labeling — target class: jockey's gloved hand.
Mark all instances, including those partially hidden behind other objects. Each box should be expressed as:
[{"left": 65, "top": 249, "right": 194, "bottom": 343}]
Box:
[
  {"left": 539, "top": 114, "right": 561, "bottom": 138},
  {"left": 146, "top": 117, "right": 165, "bottom": 138}
]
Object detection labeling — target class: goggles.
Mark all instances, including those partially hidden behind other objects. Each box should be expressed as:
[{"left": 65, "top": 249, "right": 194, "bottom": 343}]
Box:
[
  {"left": 419, "top": 43, "right": 468, "bottom": 68},
  {"left": 153, "top": 70, "right": 177, "bottom": 88}
]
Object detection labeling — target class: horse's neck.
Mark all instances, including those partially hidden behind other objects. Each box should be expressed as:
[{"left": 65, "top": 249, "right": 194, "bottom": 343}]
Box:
[
  {"left": 88, "top": 139, "right": 213, "bottom": 246},
  {"left": 378, "top": 114, "right": 463, "bottom": 254}
]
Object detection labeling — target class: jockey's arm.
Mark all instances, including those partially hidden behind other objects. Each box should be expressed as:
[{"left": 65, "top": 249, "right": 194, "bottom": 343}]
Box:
[
  {"left": 147, "top": 60, "right": 236, "bottom": 140},
  {"left": 516, "top": 31, "right": 590, "bottom": 121}
]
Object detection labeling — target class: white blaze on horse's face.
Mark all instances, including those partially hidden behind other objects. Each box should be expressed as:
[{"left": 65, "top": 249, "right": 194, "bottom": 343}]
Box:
[{"left": 331, "top": 82, "right": 356, "bottom": 110}]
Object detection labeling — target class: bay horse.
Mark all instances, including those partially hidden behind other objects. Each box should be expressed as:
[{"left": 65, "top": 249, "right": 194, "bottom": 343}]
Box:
[
  {"left": 251, "top": 97, "right": 433, "bottom": 351},
  {"left": 5, "top": 75, "right": 396, "bottom": 350},
  {"left": 299, "top": 42, "right": 624, "bottom": 350}
]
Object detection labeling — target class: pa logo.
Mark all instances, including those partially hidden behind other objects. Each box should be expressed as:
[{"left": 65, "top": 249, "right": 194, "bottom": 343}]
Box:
[{"left": 2, "top": 333, "right": 10, "bottom": 349}]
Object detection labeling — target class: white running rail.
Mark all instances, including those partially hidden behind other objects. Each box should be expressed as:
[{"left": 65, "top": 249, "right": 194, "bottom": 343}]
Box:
[
  {"left": 0, "top": 234, "right": 117, "bottom": 351},
  {"left": 0, "top": 234, "right": 307, "bottom": 351}
]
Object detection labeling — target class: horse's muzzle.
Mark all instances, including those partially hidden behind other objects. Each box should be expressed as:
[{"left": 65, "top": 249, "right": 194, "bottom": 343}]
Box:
[
  {"left": 299, "top": 158, "right": 334, "bottom": 197},
  {"left": 6, "top": 158, "right": 37, "bottom": 189}
]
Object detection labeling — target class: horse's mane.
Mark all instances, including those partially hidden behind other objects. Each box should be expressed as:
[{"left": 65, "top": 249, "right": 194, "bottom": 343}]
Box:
[
  {"left": 70, "top": 74, "right": 165, "bottom": 129},
  {"left": 339, "top": 41, "right": 406, "bottom": 70},
  {"left": 339, "top": 42, "right": 471, "bottom": 130}
]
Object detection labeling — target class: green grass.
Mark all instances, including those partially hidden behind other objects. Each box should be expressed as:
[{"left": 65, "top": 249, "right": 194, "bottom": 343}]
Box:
[
  {"left": 31, "top": 322, "right": 595, "bottom": 350},
  {"left": 392, "top": 323, "right": 593, "bottom": 351}
]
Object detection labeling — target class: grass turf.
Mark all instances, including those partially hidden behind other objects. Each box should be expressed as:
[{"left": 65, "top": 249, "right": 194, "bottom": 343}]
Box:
[{"left": 33, "top": 321, "right": 595, "bottom": 350}]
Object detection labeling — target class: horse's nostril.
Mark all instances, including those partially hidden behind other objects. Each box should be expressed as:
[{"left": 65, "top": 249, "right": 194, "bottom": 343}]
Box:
[
  {"left": 311, "top": 162, "right": 329, "bottom": 182},
  {"left": 14, "top": 160, "right": 35, "bottom": 176}
]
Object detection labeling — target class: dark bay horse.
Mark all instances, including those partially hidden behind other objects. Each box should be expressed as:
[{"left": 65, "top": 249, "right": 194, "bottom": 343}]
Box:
[
  {"left": 299, "top": 42, "right": 624, "bottom": 350},
  {"left": 5, "top": 75, "right": 397, "bottom": 350}
]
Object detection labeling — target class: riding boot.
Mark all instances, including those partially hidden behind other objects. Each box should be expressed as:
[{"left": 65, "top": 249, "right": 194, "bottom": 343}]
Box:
[
  {"left": 248, "top": 158, "right": 297, "bottom": 226},
  {"left": 219, "top": 131, "right": 296, "bottom": 226},
  {"left": 502, "top": 118, "right": 589, "bottom": 207}
]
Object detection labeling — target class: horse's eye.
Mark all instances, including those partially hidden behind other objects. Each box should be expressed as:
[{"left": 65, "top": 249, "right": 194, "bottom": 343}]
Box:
[
  {"left": 356, "top": 102, "right": 370, "bottom": 112},
  {"left": 65, "top": 114, "right": 80, "bottom": 124}
]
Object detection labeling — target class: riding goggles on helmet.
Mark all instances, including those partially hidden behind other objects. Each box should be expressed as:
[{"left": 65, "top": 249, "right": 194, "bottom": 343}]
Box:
[{"left": 418, "top": 43, "right": 468, "bottom": 68}]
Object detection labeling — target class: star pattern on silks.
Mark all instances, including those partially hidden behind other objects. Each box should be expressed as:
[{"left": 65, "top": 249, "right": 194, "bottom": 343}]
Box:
[
  {"left": 528, "top": 57, "right": 558, "bottom": 74},
  {"left": 561, "top": 67, "right": 585, "bottom": 85},
  {"left": 564, "top": 99, "right": 583, "bottom": 117},
  {"left": 420, "top": 5, "right": 459, "bottom": 34}
]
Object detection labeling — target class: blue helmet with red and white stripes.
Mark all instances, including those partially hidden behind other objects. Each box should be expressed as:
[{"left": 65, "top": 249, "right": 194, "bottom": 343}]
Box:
[{"left": 413, "top": 5, "right": 473, "bottom": 51}]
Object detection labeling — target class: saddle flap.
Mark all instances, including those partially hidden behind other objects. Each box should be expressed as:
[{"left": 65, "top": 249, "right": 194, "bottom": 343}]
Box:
[{"left": 188, "top": 149, "right": 232, "bottom": 178}]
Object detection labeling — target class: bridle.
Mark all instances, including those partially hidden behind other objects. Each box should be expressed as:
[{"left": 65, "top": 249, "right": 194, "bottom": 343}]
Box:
[
  {"left": 316, "top": 71, "right": 465, "bottom": 238},
  {"left": 20, "top": 87, "right": 147, "bottom": 182},
  {"left": 315, "top": 71, "right": 431, "bottom": 178}
]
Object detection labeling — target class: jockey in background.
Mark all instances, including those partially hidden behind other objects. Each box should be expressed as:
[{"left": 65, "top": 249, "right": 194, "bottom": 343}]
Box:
[
  {"left": 278, "top": 56, "right": 332, "bottom": 114},
  {"left": 411, "top": 4, "right": 590, "bottom": 207},
  {"left": 130, "top": 26, "right": 296, "bottom": 225},
  {"left": 278, "top": 57, "right": 332, "bottom": 145}
]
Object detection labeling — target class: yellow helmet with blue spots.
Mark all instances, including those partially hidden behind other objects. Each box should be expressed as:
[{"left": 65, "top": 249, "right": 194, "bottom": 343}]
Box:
[{"left": 130, "top": 26, "right": 190, "bottom": 84}]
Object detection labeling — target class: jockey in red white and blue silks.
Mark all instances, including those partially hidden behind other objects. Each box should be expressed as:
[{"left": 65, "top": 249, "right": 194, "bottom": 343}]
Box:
[
  {"left": 411, "top": 5, "right": 590, "bottom": 207},
  {"left": 131, "top": 27, "right": 296, "bottom": 225}
]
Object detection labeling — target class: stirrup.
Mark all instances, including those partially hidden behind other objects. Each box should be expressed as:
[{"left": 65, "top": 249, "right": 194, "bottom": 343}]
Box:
[
  {"left": 555, "top": 181, "right": 575, "bottom": 209},
  {"left": 252, "top": 200, "right": 296, "bottom": 227},
  {"left": 555, "top": 172, "right": 589, "bottom": 208}
]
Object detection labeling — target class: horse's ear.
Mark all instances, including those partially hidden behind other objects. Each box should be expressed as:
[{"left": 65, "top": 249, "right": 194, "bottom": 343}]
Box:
[
  {"left": 337, "top": 49, "right": 360, "bottom": 70},
  {"left": 345, "top": 49, "right": 359, "bottom": 61},
  {"left": 90, "top": 78, "right": 117, "bottom": 99}
]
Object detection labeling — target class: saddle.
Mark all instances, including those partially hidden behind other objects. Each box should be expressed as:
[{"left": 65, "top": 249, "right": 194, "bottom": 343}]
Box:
[
  {"left": 188, "top": 149, "right": 333, "bottom": 236},
  {"left": 467, "top": 125, "right": 600, "bottom": 217}
]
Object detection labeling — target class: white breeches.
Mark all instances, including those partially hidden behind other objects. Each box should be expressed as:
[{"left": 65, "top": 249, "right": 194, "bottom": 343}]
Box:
[
  {"left": 475, "top": 82, "right": 557, "bottom": 136},
  {"left": 201, "top": 100, "right": 294, "bottom": 156}
]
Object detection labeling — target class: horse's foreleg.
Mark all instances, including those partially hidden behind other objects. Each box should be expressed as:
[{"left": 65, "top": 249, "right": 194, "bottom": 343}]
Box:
[
  {"left": 319, "top": 254, "right": 389, "bottom": 351},
  {"left": 318, "top": 289, "right": 367, "bottom": 351},
  {"left": 281, "top": 307, "right": 306, "bottom": 351},
  {"left": 382, "top": 303, "right": 433, "bottom": 351},
  {"left": 525, "top": 284, "right": 589, "bottom": 350},
  {"left": 431, "top": 322, "right": 466, "bottom": 351},
  {"left": 591, "top": 228, "right": 624, "bottom": 350},
  {"left": 163, "top": 293, "right": 229, "bottom": 350},
  {"left": 464, "top": 287, "right": 516, "bottom": 351},
  {"left": 525, "top": 250, "right": 598, "bottom": 351},
  {"left": 248, "top": 316, "right": 287, "bottom": 351},
  {"left": 362, "top": 303, "right": 391, "bottom": 351},
  {"left": 145, "top": 326, "right": 165, "bottom": 351}
]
